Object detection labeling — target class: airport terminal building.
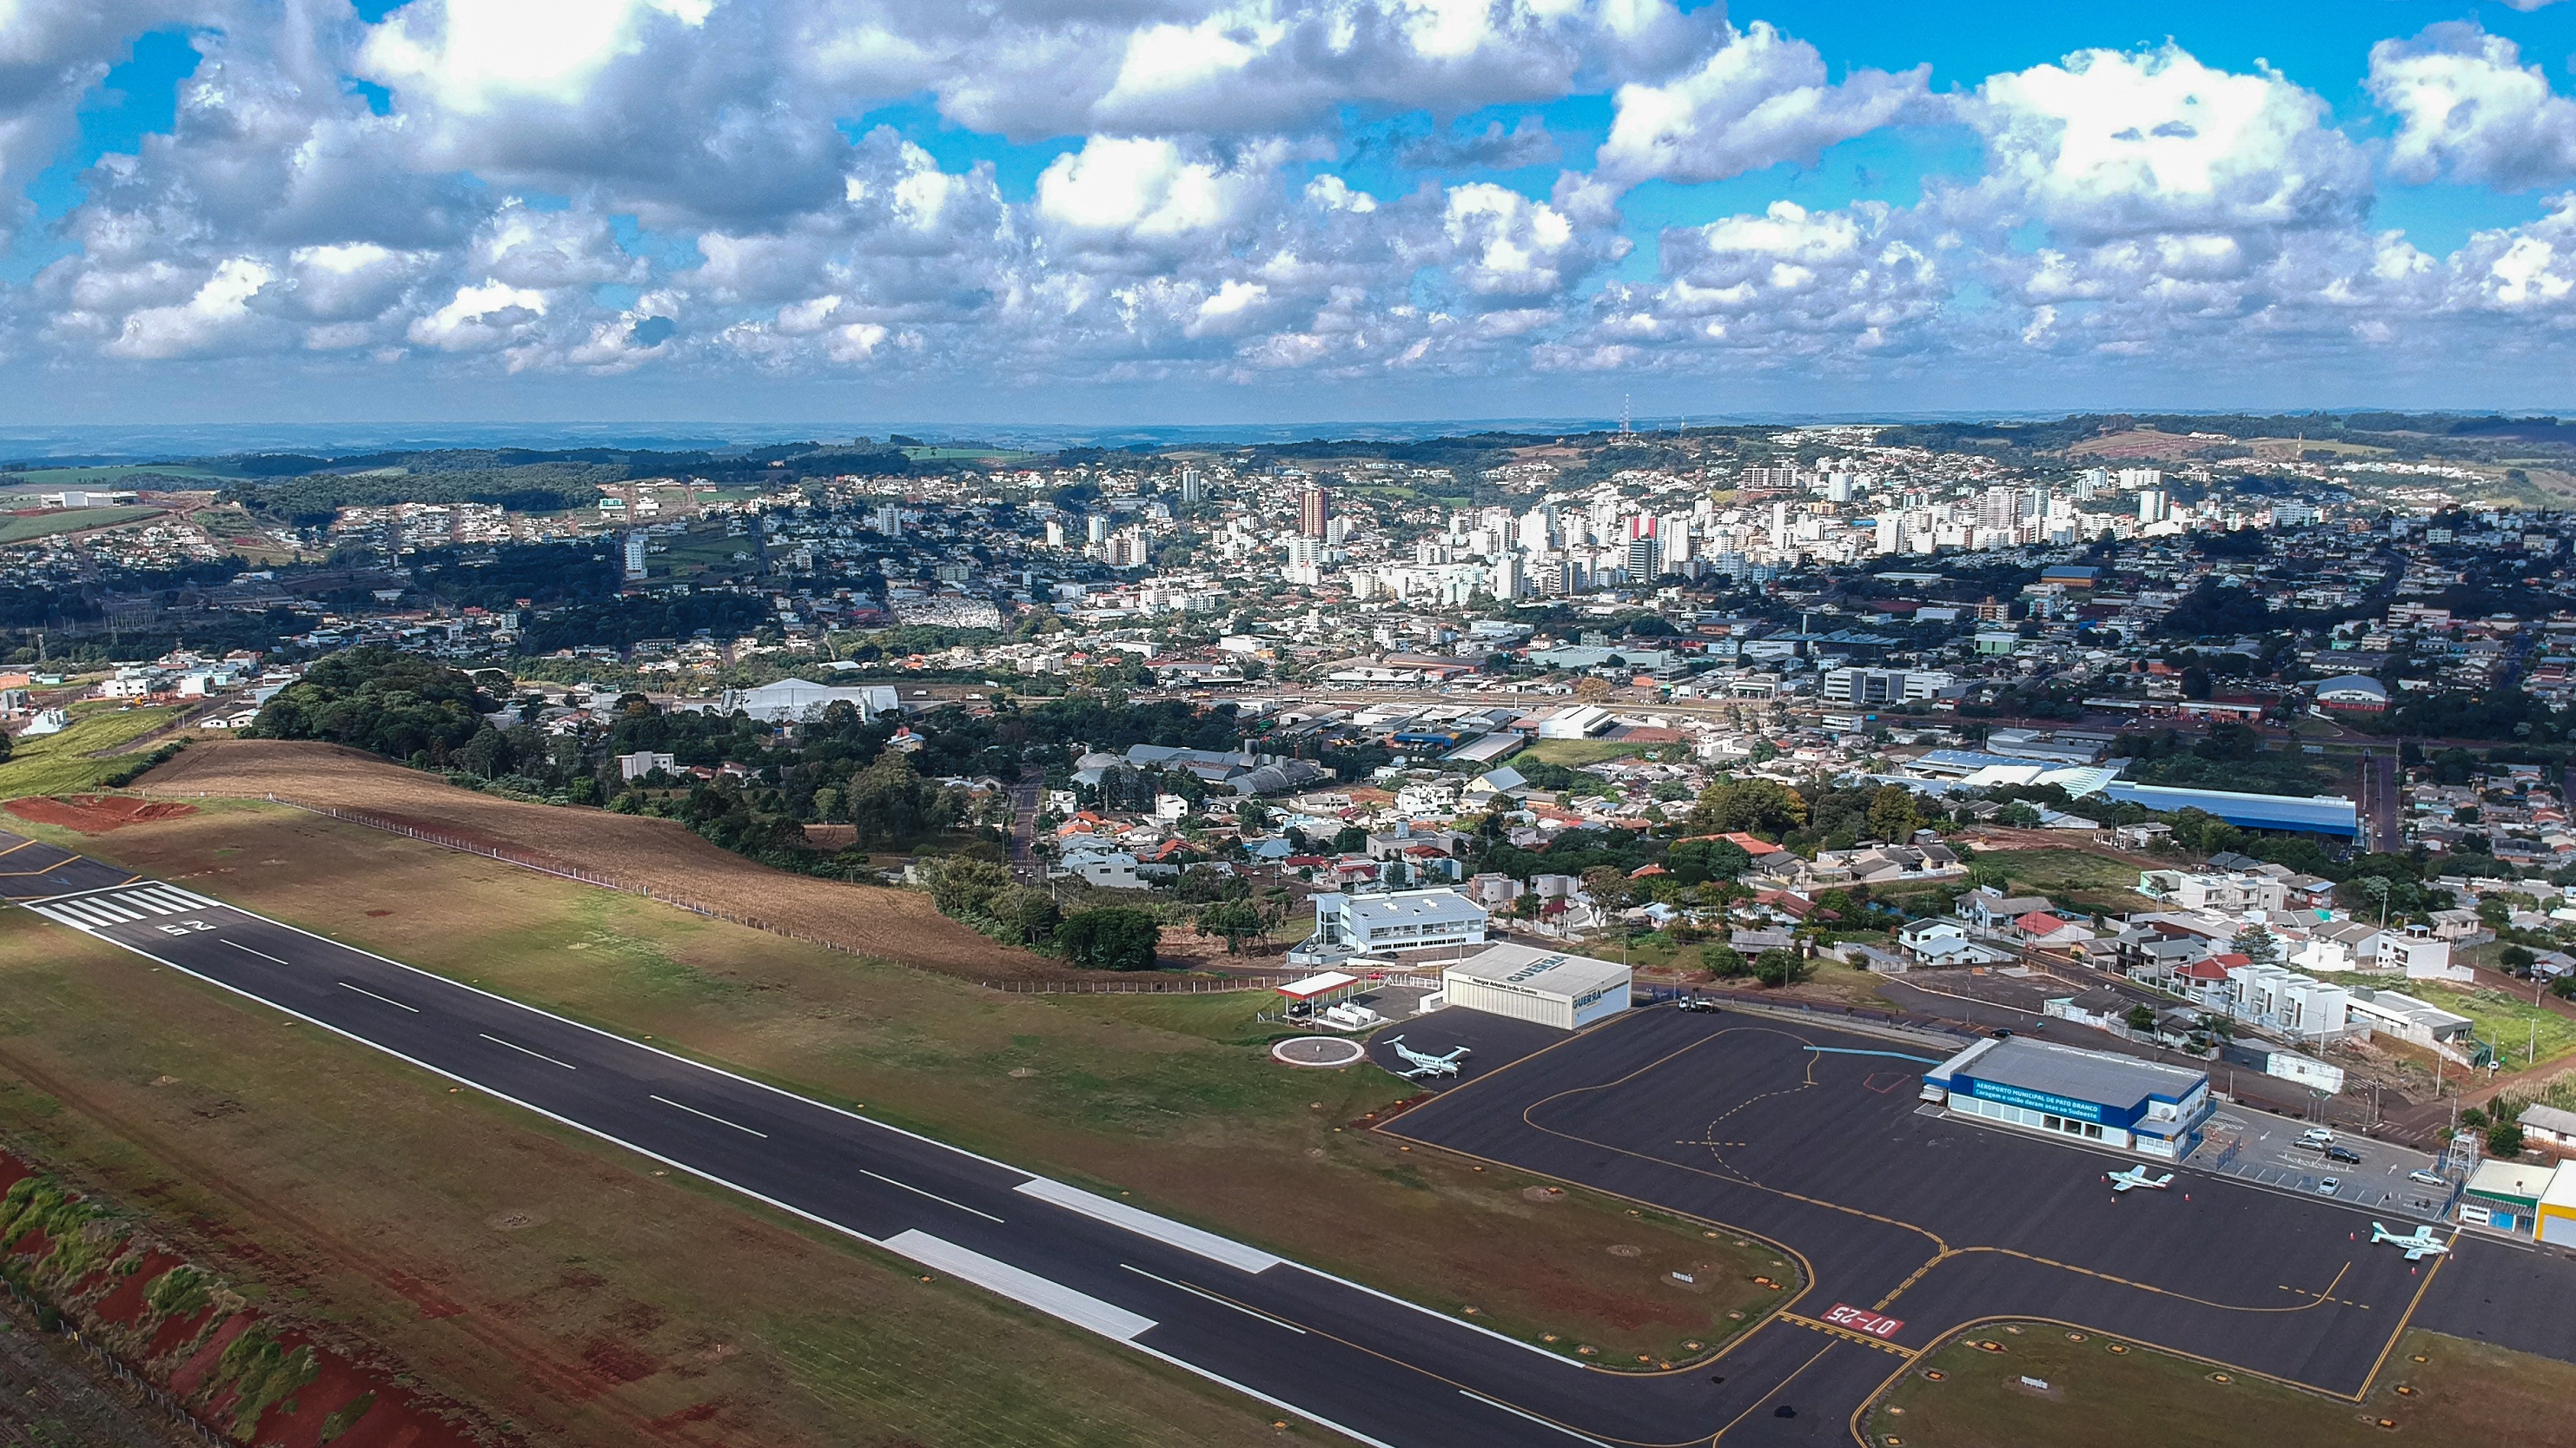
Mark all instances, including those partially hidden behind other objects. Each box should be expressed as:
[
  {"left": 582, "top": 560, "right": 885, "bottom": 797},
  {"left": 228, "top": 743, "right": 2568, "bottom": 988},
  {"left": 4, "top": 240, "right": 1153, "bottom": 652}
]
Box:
[
  {"left": 1440, "top": 942, "right": 1632, "bottom": 1031},
  {"left": 1922, "top": 1035, "right": 2214, "bottom": 1160}
]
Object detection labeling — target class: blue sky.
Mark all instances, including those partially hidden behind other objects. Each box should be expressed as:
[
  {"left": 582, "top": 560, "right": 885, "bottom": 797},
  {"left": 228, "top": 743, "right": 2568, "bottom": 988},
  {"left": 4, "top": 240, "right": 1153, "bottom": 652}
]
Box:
[{"left": 9, "top": 1, "right": 2576, "bottom": 426}]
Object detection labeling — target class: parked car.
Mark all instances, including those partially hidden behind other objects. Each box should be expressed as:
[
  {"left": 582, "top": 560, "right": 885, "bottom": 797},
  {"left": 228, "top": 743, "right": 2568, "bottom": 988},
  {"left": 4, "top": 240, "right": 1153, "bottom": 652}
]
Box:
[
  {"left": 2300, "top": 1127, "right": 2334, "bottom": 1145},
  {"left": 2324, "top": 1145, "right": 2362, "bottom": 1165},
  {"left": 2408, "top": 1168, "right": 2447, "bottom": 1187},
  {"left": 2317, "top": 1177, "right": 2341, "bottom": 1195}
]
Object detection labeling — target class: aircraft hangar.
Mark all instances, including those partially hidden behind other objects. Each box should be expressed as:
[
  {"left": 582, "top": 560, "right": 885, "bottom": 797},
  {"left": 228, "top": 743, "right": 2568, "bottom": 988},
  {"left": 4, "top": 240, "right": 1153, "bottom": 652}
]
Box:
[{"left": 1440, "top": 942, "right": 1632, "bottom": 1031}]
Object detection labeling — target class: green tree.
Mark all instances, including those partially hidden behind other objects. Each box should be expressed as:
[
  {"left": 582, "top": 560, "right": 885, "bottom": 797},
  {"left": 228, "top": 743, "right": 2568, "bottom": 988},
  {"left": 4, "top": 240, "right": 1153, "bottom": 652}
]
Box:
[
  {"left": 2489, "top": 1121, "right": 2526, "bottom": 1159},
  {"left": 988, "top": 885, "right": 1061, "bottom": 946},
  {"left": 1196, "top": 901, "right": 1267, "bottom": 954},
  {"left": 1752, "top": 948, "right": 1811, "bottom": 988},
  {"left": 2228, "top": 923, "right": 2281, "bottom": 967},
  {"left": 1701, "top": 943, "right": 1750, "bottom": 979},
  {"left": 1581, "top": 865, "right": 1637, "bottom": 917},
  {"left": 1685, "top": 779, "right": 1808, "bottom": 837},
  {"left": 918, "top": 855, "right": 1011, "bottom": 919},
  {"left": 1056, "top": 907, "right": 1162, "bottom": 970},
  {"left": 2123, "top": 1004, "right": 2157, "bottom": 1033},
  {"left": 1864, "top": 786, "right": 1921, "bottom": 843}
]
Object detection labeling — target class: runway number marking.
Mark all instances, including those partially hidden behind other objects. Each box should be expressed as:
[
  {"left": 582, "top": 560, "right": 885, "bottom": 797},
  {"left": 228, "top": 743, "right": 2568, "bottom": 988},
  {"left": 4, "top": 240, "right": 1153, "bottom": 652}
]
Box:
[
  {"left": 861, "top": 1169, "right": 1004, "bottom": 1224},
  {"left": 479, "top": 1034, "right": 579, "bottom": 1071},
  {"left": 1822, "top": 1303, "right": 1904, "bottom": 1339},
  {"left": 336, "top": 981, "right": 419, "bottom": 1013},
  {"left": 650, "top": 1094, "right": 768, "bottom": 1138},
  {"left": 158, "top": 920, "right": 216, "bottom": 936},
  {"left": 222, "top": 940, "right": 291, "bottom": 965}
]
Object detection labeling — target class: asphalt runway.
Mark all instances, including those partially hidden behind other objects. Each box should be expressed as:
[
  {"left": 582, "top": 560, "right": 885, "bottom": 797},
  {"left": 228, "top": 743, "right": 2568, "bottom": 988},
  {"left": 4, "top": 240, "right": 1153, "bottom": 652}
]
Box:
[
  {"left": 1386, "top": 1002, "right": 2576, "bottom": 1415},
  {"left": 0, "top": 833, "right": 1909, "bottom": 1448}
]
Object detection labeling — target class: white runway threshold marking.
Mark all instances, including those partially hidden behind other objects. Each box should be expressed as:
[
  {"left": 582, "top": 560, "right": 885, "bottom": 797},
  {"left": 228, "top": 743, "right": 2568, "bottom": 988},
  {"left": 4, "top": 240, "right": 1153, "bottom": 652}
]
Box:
[
  {"left": 883, "top": 1229, "right": 1156, "bottom": 1342},
  {"left": 650, "top": 1094, "right": 768, "bottom": 1138},
  {"left": 1014, "top": 1177, "right": 1283, "bottom": 1273}
]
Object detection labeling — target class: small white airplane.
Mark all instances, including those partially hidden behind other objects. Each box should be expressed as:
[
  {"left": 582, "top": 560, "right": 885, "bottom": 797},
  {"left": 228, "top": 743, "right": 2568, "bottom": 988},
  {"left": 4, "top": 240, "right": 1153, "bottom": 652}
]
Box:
[
  {"left": 2107, "top": 1164, "right": 2175, "bottom": 1193},
  {"left": 2371, "top": 1223, "right": 2452, "bottom": 1261},
  {"left": 1385, "top": 1035, "right": 1471, "bottom": 1081}
]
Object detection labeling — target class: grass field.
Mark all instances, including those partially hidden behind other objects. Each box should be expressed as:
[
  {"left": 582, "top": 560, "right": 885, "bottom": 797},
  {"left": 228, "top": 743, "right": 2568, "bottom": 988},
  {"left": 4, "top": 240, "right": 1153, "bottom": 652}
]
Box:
[
  {"left": 1866, "top": 1325, "right": 2576, "bottom": 1448},
  {"left": 2395, "top": 984, "right": 2576, "bottom": 1074},
  {"left": 1971, "top": 846, "right": 2155, "bottom": 916},
  {"left": 0, "top": 705, "right": 179, "bottom": 796},
  {"left": 1520, "top": 737, "right": 1645, "bottom": 768},
  {"left": 8, "top": 803, "right": 1785, "bottom": 1427},
  {"left": 0, "top": 506, "right": 163, "bottom": 544}
]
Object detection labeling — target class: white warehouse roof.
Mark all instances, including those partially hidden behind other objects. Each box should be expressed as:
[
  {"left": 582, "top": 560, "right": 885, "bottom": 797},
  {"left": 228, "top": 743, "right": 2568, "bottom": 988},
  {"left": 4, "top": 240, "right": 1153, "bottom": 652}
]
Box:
[{"left": 1445, "top": 942, "right": 1631, "bottom": 999}]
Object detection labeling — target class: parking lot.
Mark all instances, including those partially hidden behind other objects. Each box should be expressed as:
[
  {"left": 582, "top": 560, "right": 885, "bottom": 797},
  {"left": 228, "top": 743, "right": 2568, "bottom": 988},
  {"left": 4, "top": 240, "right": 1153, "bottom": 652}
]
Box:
[{"left": 2194, "top": 1110, "right": 2456, "bottom": 1220}]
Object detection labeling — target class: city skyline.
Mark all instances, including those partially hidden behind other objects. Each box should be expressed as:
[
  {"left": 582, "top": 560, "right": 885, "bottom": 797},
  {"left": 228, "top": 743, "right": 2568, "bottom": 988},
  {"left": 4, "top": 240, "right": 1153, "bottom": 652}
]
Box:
[{"left": 10, "top": 2, "right": 2576, "bottom": 423}]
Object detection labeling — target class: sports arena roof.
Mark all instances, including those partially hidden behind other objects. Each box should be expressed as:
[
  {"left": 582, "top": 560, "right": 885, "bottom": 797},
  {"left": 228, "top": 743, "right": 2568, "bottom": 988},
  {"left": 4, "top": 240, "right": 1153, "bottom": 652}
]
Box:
[{"left": 2096, "top": 783, "right": 2359, "bottom": 837}]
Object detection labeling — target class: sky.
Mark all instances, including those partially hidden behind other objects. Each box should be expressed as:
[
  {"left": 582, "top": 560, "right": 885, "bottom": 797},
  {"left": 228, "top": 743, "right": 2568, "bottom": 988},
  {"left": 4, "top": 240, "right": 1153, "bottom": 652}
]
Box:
[{"left": 9, "top": 2, "right": 2576, "bottom": 428}]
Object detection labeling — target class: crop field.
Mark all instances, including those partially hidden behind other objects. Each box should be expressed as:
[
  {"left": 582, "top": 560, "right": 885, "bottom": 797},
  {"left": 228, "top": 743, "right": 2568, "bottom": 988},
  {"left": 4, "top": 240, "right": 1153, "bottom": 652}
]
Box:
[
  {"left": 18, "top": 802, "right": 1782, "bottom": 1385},
  {"left": 1868, "top": 1325, "right": 2576, "bottom": 1448},
  {"left": 0, "top": 705, "right": 180, "bottom": 797},
  {"left": 0, "top": 506, "right": 164, "bottom": 544}
]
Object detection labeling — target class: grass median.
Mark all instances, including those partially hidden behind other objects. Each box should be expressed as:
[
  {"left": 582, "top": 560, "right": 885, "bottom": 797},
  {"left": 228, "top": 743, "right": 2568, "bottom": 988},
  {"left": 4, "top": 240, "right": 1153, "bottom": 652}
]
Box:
[{"left": 1864, "top": 1323, "right": 2576, "bottom": 1448}]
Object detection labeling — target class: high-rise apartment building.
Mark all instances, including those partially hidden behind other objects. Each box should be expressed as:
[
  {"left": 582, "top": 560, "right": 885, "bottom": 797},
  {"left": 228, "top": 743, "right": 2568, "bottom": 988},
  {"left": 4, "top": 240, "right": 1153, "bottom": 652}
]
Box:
[{"left": 1300, "top": 486, "right": 1330, "bottom": 539}]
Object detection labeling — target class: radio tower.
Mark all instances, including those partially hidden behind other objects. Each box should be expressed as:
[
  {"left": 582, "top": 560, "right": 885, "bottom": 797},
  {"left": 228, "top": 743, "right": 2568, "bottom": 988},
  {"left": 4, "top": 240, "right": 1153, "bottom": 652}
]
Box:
[{"left": 1619, "top": 393, "right": 1632, "bottom": 437}]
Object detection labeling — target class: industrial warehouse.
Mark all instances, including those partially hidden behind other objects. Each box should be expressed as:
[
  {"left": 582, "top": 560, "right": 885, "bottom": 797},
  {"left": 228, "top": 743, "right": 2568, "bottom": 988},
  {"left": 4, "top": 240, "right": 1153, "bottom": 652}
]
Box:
[
  {"left": 1922, "top": 1035, "right": 2215, "bottom": 1160},
  {"left": 1440, "top": 942, "right": 1632, "bottom": 1031}
]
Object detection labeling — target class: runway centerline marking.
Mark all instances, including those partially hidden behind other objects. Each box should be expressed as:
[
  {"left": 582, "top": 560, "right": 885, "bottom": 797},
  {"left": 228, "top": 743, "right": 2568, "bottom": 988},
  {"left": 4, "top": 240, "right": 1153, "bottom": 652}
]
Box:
[
  {"left": 1457, "top": 1389, "right": 1618, "bottom": 1446},
  {"left": 336, "top": 981, "right": 419, "bottom": 1012},
  {"left": 223, "top": 940, "right": 291, "bottom": 966},
  {"left": 1123, "top": 1265, "right": 1308, "bottom": 1333},
  {"left": 651, "top": 1094, "right": 767, "bottom": 1138},
  {"left": 862, "top": 1168, "right": 1003, "bottom": 1224},
  {"left": 480, "top": 1033, "right": 579, "bottom": 1071}
]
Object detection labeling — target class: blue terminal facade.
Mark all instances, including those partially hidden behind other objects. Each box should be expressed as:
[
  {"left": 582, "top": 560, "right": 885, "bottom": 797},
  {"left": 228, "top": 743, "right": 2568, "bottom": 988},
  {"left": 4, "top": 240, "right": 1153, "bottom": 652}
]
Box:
[{"left": 1923, "top": 1035, "right": 2215, "bottom": 1160}]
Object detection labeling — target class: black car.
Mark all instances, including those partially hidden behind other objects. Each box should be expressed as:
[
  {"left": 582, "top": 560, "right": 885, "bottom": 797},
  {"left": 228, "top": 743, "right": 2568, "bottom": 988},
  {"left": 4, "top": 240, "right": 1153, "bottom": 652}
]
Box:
[{"left": 2324, "top": 1145, "right": 2362, "bottom": 1164}]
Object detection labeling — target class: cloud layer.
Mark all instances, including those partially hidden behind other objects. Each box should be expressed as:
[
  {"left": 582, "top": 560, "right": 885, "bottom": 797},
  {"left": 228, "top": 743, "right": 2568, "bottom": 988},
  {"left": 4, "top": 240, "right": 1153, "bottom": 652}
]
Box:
[{"left": 11, "top": 3, "right": 2576, "bottom": 411}]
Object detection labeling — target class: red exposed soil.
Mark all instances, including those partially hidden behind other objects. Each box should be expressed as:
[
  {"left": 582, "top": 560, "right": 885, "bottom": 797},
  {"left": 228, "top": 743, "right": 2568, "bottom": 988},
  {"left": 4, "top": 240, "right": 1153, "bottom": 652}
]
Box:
[
  {"left": 0, "top": 1142, "right": 497, "bottom": 1448},
  {"left": 5, "top": 795, "right": 199, "bottom": 833}
]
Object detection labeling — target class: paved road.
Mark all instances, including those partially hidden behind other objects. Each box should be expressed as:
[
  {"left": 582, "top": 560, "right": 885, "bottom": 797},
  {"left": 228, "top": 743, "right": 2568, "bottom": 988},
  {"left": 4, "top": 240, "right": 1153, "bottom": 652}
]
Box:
[{"left": 0, "top": 830, "right": 1875, "bottom": 1448}]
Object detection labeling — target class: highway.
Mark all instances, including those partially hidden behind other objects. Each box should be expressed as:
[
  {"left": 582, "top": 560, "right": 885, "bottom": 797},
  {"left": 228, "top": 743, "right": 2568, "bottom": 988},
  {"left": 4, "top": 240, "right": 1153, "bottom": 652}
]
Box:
[{"left": 0, "top": 829, "right": 1873, "bottom": 1447}]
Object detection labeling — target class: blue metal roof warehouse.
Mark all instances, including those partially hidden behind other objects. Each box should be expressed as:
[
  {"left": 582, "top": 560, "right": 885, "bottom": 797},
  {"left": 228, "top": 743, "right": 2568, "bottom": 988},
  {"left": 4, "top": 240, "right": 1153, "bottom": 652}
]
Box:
[{"left": 2096, "top": 783, "right": 2358, "bottom": 837}]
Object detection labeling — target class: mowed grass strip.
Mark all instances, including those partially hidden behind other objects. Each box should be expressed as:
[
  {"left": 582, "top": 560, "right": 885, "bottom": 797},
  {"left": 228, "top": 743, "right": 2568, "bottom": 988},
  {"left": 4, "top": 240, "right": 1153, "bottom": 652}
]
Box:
[
  {"left": 1970, "top": 846, "right": 2157, "bottom": 913},
  {"left": 0, "top": 917, "right": 1288, "bottom": 1448},
  {"left": 67, "top": 803, "right": 1783, "bottom": 1366},
  {"left": 0, "top": 704, "right": 181, "bottom": 797},
  {"left": 1866, "top": 1324, "right": 2576, "bottom": 1448},
  {"left": 2396, "top": 984, "right": 2576, "bottom": 1074},
  {"left": 1517, "top": 737, "right": 1645, "bottom": 768}
]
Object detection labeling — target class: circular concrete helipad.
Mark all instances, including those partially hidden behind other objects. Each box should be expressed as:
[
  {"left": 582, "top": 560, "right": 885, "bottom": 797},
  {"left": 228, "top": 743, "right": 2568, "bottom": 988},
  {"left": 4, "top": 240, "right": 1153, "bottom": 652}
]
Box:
[{"left": 1271, "top": 1035, "right": 1367, "bottom": 1068}]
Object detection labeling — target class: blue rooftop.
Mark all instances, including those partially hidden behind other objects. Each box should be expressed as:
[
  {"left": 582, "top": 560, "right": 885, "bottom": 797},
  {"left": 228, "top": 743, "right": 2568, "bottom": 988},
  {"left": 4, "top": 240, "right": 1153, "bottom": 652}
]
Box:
[{"left": 2099, "top": 783, "right": 2359, "bottom": 837}]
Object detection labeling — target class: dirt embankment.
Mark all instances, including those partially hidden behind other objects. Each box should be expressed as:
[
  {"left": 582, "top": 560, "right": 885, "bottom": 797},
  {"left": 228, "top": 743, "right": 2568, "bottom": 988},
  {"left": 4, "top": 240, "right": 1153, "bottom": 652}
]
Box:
[
  {"left": 0, "top": 1145, "right": 493, "bottom": 1448},
  {"left": 134, "top": 738, "right": 1069, "bottom": 980},
  {"left": 6, "top": 795, "right": 199, "bottom": 833}
]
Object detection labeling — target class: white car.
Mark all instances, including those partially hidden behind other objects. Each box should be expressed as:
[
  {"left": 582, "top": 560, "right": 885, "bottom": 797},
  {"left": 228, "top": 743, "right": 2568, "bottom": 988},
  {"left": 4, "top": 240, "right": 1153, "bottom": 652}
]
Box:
[
  {"left": 2300, "top": 1127, "right": 2334, "bottom": 1145},
  {"left": 2317, "top": 1178, "right": 2341, "bottom": 1196},
  {"left": 2408, "top": 1168, "right": 2447, "bottom": 1187}
]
